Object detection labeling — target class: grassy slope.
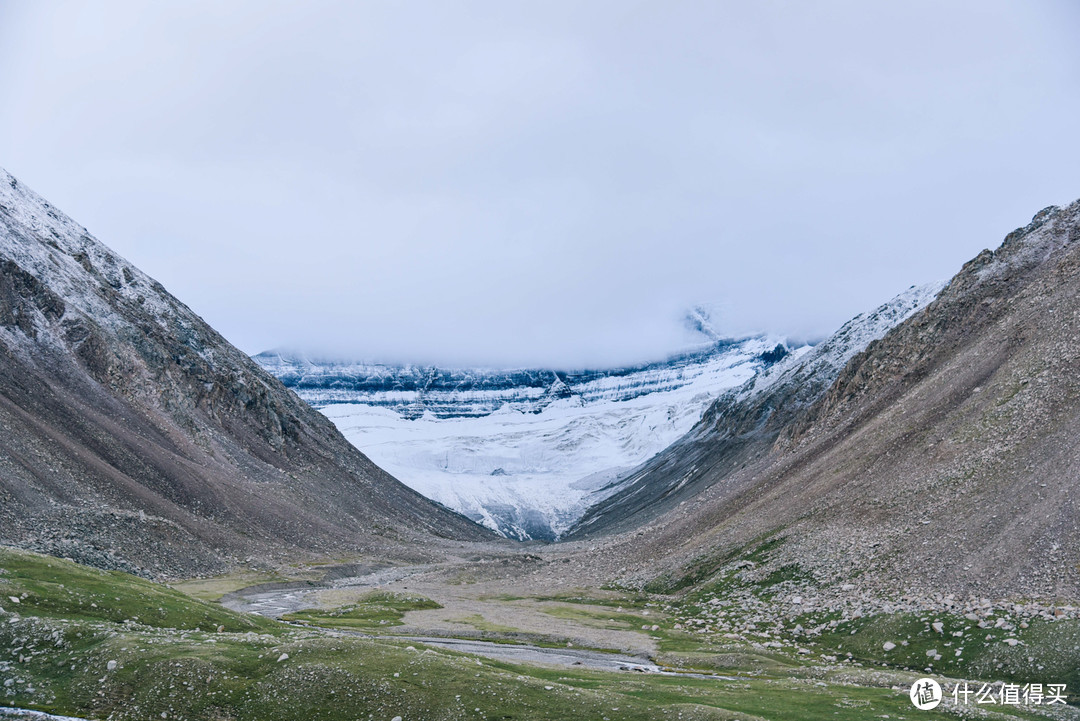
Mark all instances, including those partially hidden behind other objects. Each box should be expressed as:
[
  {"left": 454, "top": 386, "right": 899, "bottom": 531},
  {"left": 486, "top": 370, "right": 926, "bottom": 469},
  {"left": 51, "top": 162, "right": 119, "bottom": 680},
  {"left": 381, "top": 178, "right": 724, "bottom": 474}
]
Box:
[
  {"left": 633, "top": 536, "right": 1079, "bottom": 714},
  {"left": 0, "top": 546, "right": 989, "bottom": 721},
  {"left": 666, "top": 538, "right": 1080, "bottom": 688}
]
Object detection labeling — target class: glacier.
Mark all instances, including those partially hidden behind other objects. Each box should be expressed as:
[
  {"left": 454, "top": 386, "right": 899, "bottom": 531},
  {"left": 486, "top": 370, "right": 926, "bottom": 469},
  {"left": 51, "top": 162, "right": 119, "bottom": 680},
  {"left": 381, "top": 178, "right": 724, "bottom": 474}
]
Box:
[{"left": 256, "top": 336, "right": 796, "bottom": 540}]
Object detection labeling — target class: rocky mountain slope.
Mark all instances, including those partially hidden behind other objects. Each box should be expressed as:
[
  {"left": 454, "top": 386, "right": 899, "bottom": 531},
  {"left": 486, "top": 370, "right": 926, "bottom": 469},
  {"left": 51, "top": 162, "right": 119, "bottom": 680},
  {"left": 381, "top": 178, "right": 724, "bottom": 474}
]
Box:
[
  {"left": 567, "top": 200, "right": 1080, "bottom": 601},
  {"left": 0, "top": 167, "right": 492, "bottom": 579},
  {"left": 568, "top": 281, "right": 945, "bottom": 537}
]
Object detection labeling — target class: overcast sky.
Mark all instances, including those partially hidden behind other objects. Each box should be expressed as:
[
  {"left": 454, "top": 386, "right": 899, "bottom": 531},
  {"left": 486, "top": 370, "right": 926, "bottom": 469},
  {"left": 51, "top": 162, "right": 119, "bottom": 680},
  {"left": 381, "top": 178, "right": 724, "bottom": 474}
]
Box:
[{"left": 1, "top": 1, "right": 1078, "bottom": 367}]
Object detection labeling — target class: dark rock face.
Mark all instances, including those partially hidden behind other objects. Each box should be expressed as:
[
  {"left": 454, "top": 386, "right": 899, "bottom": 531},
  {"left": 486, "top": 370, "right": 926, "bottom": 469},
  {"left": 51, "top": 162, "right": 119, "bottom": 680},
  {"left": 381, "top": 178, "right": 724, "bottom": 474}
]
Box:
[
  {"left": 572, "top": 200, "right": 1080, "bottom": 600},
  {"left": 0, "top": 258, "right": 65, "bottom": 337},
  {"left": 0, "top": 168, "right": 492, "bottom": 579},
  {"left": 758, "top": 344, "right": 788, "bottom": 364}
]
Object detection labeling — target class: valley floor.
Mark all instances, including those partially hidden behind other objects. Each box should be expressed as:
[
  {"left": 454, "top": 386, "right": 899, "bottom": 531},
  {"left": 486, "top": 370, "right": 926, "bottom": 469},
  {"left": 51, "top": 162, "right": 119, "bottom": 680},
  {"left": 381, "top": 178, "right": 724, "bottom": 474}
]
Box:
[{"left": 3, "top": 544, "right": 1078, "bottom": 721}]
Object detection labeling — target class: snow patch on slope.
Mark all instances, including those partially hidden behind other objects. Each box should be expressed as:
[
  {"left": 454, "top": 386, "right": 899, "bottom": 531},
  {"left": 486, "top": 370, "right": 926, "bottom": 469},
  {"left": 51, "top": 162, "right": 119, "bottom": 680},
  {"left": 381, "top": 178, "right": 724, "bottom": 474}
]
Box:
[
  {"left": 0, "top": 167, "right": 231, "bottom": 371},
  {"left": 567, "top": 281, "right": 949, "bottom": 537},
  {"left": 717, "top": 281, "right": 948, "bottom": 414}
]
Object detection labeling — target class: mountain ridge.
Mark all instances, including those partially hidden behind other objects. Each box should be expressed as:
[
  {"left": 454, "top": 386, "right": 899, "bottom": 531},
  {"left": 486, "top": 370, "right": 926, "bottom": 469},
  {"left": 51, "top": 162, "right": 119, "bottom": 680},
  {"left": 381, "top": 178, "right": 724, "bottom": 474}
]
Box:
[
  {"left": 254, "top": 335, "right": 788, "bottom": 419},
  {"left": 0, "top": 167, "right": 493, "bottom": 579},
  {"left": 559, "top": 198, "right": 1080, "bottom": 600},
  {"left": 567, "top": 280, "right": 946, "bottom": 538}
]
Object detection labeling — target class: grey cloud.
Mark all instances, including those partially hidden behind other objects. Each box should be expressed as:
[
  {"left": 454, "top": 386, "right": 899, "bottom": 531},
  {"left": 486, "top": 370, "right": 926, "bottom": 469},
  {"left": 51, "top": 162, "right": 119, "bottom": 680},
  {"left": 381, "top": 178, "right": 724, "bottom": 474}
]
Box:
[{"left": 1, "top": 0, "right": 1078, "bottom": 366}]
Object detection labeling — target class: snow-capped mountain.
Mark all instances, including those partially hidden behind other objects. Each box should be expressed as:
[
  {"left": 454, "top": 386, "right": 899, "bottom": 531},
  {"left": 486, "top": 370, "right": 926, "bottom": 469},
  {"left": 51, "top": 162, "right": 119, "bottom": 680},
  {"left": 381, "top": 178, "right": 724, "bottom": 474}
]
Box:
[
  {"left": 709, "top": 282, "right": 947, "bottom": 422},
  {"left": 256, "top": 285, "right": 944, "bottom": 542},
  {"left": 566, "top": 281, "right": 948, "bottom": 538},
  {"left": 256, "top": 335, "right": 794, "bottom": 540},
  {"left": 254, "top": 337, "right": 788, "bottom": 419}
]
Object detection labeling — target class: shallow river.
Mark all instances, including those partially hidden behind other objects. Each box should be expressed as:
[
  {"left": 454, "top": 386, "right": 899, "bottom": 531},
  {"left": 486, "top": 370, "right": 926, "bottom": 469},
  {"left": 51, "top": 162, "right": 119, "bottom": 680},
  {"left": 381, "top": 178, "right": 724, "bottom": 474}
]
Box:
[{"left": 223, "top": 573, "right": 674, "bottom": 674}]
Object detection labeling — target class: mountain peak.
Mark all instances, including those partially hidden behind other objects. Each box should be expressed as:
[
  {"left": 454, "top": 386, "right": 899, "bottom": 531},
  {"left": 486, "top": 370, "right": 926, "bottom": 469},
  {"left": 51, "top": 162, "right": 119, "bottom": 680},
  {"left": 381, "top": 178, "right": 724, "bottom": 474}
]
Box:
[{"left": 0, "top": 168, "right": 492, "bottom": 578}]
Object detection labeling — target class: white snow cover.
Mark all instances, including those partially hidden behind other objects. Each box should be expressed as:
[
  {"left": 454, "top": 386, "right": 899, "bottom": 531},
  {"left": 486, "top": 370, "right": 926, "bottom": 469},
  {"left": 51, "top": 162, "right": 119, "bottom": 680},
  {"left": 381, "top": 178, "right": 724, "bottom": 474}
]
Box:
[
  {"left": 319, "top": 337, "right": 788, "bottom": 539},
  {"left": 974, "top": 202, "right": 1080, "bottom": 283},
  {"left": 0, "top": 167, "right": 237, "bottom": 374},
  {"left": 1, "top": 168, "right": 171, "bottom": 329},
  {"left": 714, "top": 281, "right": 949, "bottom": 413},
  {"left": 258, "top": 339, "right": 778, "bottom": 415}
]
